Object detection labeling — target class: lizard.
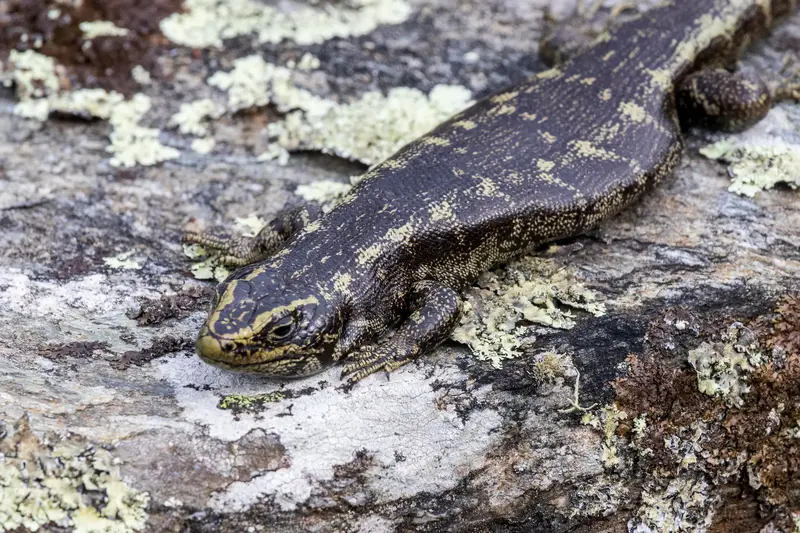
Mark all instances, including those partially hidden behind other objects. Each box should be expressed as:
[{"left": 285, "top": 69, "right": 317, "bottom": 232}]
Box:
[{"left": 184, "top": 0, "right": 800, "bottom": 384}]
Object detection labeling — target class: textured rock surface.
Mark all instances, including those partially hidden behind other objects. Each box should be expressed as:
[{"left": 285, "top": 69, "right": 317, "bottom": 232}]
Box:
[{"left": 1, "top": 1, "right": 799, "bottom": 532}]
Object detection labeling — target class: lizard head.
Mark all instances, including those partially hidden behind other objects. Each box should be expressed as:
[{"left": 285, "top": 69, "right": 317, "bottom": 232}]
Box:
[{"left": 195, "top": 265, "right": 343, "bottom": 377}]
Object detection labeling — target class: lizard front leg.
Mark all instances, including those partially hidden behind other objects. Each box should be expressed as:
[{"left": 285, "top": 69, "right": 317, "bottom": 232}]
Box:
[
  {"left": 340, "top": 281, "right": 462, "bottom": 385},
  {"left": 183, "top": 204, "right": 322, "bottom": 267}
]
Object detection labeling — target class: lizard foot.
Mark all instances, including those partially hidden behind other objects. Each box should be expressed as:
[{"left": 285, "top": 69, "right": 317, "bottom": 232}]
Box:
[
  {"left": 182, "top": 230, "right": 266, "bottom": 267},
  {"left": 340, "top": 343, "right": 414, "bottom": 385}
]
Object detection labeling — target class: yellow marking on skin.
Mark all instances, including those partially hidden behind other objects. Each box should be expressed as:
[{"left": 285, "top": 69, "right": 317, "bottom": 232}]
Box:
[
  {"left": 520, "top": 112, "right": 537, "bottom": 121},
  {"left": 571, "top": 140, "right": 621, "bottom": 161},
  {"left": 243, "top": 266, "right": 267, "bottom": 282},
  {"left": 580, "top": 77, "right": 596, "bottom": 86},
  {"left": 384, "top": 221, "right": 415, "bottom": 244},
  {"left": 429, "top": 201, "right": 456, "bottom": 221},
  {"left": 537, "top": 68, "right": 562, "bottom": 80},
  {"left": 454, "top": 147, "right": 468, "bottom": 154},
  {"left": 539, "top": 131, "right": 557, "bottom": 144},
  {"left": 336, "top": 192, "right": 357, "bottom": 206},
  {"left": 596, "top": 123, "right": 621, "bottom": 142},
  {"left": 424, "top": 136, "right": 451, "bottom": 147},
  {"left": 383, "top": 159, "right": 406, "bottom": 169},
  {"left": 599, "top": 89, "right": 612, "bottom": 101},
  {"left": 357, "top": 243, "right": 383, "bottom": 265},
  {"left": 490, "top": 90, "right": 518, "bottom": 104},
  {"left": 537, "top": 172, "right": 582, "bottom": 196},
  {"left": 333, "top": 272, "right": 353, "bottom": 293},
  {"left": 211, "top": 295, "right": 320, "bottom": 340},
  {"left": 320, "top": 255, "right": 330, "bottom": 263},
  {"left": 628, "top": 159, "right": 644, "bottom": 175},
  {"left": 454, "top": 168, "right": 465, "bottom": 176},
  {"left": 453, "top": 120, "right": 477, "bottom": 130},
  {"left": 489, "top": 104, "right": 516, "bottom": 116},
  {"left": 507, "top": 171, "right": 524, "bottom": 185},
  {"left": 619, "top": 101, "right": 648, "bottom": 123},
  {"left": 476, "top": 176, "right": 502, "bottom": 197},
  {"left": 566, "top": 74, "right": 581, "bottom": 83},
  {"left": 303, "top": 220, "right": 322, "bottom": 234},
  {"left": 537, "top": 159, "right": 556, "bottom": 172},
  {"left": 290, "top": 264, "right": 312, "bottom": 279},
  {"left": 644, "top": 68, "right": 672, "bottom": 90},
  {"left": 602, "top": 51, "right": 616, "bottom": 61}
]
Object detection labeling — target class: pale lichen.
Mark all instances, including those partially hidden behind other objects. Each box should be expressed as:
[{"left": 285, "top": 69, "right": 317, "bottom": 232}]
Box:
[
  {"left": 207, "top": 54, "right": 472, "bottom": 167},
  {"left": 79, "top": 21, "right": 130, "bottom": 39},
  {"left": 272, "top": 84, "right": 474, "bottom": 166},
  {"left": 257, "top": 145, "right": 291, "bottom": 167},
  {"left": 131, "top": 66, "right": 152, "bottom": 86},
  {"left": 4, "top": 50, "right": 63, "bottom": 120},
  {"left": 451, "top": 256, "right": 605, "bottom": 367},
  {"left": 103, "top": 250, "right": 141, "bottom": 270},
  {"left": 208, "top": 55, "right": 334, "bottom": 113},
  {"left": 0, "top": 416, "right": 149, "bottom": 533},
  {"left": 106, "top": 94, "right": 180, "bottom": 168},
  {"left": 218, "top": 392, "right": 286, "bottom": 412},
  {"left": 687, "top": 323, "right": 763, "bottom": 408},
  {"left": 191, "top": 137, "right": 216, "bottom": 154},
  {"left": 50, "top": 88, "right": 126, "bottom": 119},
  {"left": 160, "top": 0, "right": 412, "bottom": 49},
  {"left": 525, "top": 350, "right": 572, "bottom": 383},
  {"left": 5, "top": 49, "right": 61, "bottom": 100},
  {"left": 629, "top": 476, "right": 717, "bottom": 533},
  {"left": 170, "top": 98, "right": 224, "bottom": 137},
  {"left": 700, "top": 107, "right": 800, "bottom": 197}
]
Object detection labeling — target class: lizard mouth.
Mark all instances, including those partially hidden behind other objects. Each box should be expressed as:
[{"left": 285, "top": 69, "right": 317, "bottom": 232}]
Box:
[{"left": 195, "top": 330, "right": 333, "bottom": 379}]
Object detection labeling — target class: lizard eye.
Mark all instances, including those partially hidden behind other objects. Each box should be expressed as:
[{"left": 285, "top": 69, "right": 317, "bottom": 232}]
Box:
[{"left": 270, "top": 316, "right": 296, "bottom": 341}]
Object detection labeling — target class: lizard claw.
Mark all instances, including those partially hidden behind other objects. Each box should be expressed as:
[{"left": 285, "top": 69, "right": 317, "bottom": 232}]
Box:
[{"left": 340, "top": 343, "right": 410, "bottom": 385}]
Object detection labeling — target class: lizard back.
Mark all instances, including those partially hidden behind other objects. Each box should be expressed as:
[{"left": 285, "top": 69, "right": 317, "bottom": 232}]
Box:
[{"left": 276, "top": 0, "right": 784, "bottom": 293}]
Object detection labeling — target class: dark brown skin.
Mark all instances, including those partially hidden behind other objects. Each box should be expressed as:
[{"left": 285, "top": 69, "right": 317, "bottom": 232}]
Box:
[{"left": 185, "top": 0, "right": 799, "bottom": 384}]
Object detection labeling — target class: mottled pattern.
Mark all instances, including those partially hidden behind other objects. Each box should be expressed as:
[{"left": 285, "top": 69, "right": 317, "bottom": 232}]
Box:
[{"left": 190, "top": 0, "right": 798, "bottom": 383}]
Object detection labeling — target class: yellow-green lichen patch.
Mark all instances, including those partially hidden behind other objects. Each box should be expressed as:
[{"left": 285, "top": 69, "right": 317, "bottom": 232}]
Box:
[
  {"left": 451, "top": 256, "right": 605, "bottom": 368},
  {"left": 610, "top": 300, "right": 800, "bottom": 532},
  {"left": 160, "top": 0, "right": 412, "bottom": 49},
  {"left": 700, "top": 109, "right": 800, "bottom": 197},
  {"left": 103, "top": 250, "right": 142, "bottom": 270},
  {"left": 184, "top": 215, "right": 267, "bottom": 281},
  {"left": 218, "top": 392, "right": 286, "bottom": 414},
  {"left": 183, "top": 244, "right": 231, "bottom": 282},
  {"left": 526, "top": 350, "right": 572, "bottom": 383},
  {"left": 687, "top": 323, "right": 763, "bottom": 408},
  {"left": 271, "top": 84, "right": 473, "bottom": 166},
  {"left": 208, "top": 55, "right": 334, "bottom": 113},
  {"left": 0, "top": 415, "right": 149, "bottom": 533},
  {"left": 581, "top": 404, "right": 629, "bottom": 470},
  {"left": 631, "top": 476, "right": 716, "bottom": 533},
  {"left": 106, "top": 94, "right": 180, "bottom": 168},
  {"left": 205, "top": 54, "right": 471, "bottom": 167}
]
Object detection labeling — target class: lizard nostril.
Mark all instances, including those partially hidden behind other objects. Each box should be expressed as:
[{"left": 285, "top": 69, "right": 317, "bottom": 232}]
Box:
[{"left": 222, "top": 340, "right": 236, "bottom": 351}]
